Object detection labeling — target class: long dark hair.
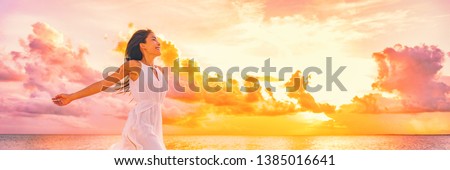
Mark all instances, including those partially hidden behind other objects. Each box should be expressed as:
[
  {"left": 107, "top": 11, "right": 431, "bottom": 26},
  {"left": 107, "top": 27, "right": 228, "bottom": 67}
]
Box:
[{"left": 116, "top": 29, "right": 153, "bottom": 93}]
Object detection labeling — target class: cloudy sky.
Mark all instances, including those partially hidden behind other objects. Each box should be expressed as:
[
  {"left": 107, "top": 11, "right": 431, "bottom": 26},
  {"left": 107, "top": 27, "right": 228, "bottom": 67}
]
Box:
[{"left": 1, "top": 0, "right": 449, "bottom": 135}]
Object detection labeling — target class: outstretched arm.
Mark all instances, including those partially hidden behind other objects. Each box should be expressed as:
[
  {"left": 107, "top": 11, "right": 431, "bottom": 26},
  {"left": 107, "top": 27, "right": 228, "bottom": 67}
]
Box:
[{"left": 52, "top": 61, "right": 138, "bottom": 106}]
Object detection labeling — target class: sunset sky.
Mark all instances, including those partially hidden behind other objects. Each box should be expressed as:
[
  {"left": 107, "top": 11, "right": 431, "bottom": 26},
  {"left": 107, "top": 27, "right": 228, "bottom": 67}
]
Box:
[{"left": 1, "top": 0, "right": 450, "bottom": 135}]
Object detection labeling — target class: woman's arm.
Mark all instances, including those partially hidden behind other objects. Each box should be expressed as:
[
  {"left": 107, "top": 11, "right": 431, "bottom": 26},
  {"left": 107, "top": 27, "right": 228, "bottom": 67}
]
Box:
[{"left": 52, "top": 61, "right": 138, "bottom": 106}]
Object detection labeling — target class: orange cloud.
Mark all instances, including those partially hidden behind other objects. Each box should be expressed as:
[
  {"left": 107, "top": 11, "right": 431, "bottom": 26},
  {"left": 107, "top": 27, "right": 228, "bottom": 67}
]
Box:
[{"left": 285, "top": 70, "right": 336, "bottom": 114}]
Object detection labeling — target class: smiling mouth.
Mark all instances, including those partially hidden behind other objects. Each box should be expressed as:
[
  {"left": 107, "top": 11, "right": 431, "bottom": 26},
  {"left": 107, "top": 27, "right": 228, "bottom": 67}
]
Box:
[{"left": 156, "top": 47, "right": 160, "bottom": 51}]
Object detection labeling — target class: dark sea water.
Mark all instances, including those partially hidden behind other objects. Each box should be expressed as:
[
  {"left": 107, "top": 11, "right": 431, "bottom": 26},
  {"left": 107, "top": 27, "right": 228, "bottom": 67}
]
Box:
[{"left": 0, "top": 135, "right": 449, "bottom": 150}]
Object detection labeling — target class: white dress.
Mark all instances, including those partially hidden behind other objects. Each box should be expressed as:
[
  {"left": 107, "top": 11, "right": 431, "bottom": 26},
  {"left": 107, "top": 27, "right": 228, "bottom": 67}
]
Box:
[{"left": 110, "top": 60, "right": 167, "bottom": 150}]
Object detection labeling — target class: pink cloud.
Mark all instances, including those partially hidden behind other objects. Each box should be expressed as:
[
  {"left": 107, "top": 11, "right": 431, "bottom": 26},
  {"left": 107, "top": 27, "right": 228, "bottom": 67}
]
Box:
[
  {"left": 339, "top": 44, "right": 450, "bottom": 114},
  {"left": 0, "top": 61, "right": 25, "bottom": 81},
  {"left": 372, "top": 44, "right": 450, "bottom": 112},
  {"left": 0, "top": 22, "right": 132, "bottom": 132}
]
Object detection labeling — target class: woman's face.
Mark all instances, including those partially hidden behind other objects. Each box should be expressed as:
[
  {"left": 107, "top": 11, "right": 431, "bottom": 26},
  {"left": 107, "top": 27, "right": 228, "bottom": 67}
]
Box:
[{"left": 140, "top": 32, "right": 161, "bottom": 57}]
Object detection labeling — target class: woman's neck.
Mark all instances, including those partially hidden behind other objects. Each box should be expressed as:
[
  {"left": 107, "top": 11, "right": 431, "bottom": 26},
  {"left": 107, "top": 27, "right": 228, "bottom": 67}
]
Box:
[{"left": 141, "top": 56, "right": 154, "bottom": 66}]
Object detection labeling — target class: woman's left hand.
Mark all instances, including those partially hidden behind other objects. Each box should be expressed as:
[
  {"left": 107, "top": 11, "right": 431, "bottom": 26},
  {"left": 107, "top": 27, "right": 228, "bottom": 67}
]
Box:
[{"left": 52, "top": 93, "right": 74, "bottom": 106}]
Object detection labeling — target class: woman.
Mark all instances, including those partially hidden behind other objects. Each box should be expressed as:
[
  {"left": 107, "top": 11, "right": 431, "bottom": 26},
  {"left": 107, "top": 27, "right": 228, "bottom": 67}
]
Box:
[{"left": 52, "top": 29, "right": 168, "bottom": 150}]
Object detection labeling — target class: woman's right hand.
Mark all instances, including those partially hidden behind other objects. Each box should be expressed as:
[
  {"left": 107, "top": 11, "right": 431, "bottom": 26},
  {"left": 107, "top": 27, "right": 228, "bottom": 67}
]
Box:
[{"left": 52, "top": 93, "right": 74, "bottom": 106}]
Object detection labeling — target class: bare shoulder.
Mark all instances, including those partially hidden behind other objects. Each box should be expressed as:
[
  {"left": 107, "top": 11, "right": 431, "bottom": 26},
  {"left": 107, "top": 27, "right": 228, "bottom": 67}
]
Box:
[{"left": 122, "top": 60, "right": 141, "bottom": 71}]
